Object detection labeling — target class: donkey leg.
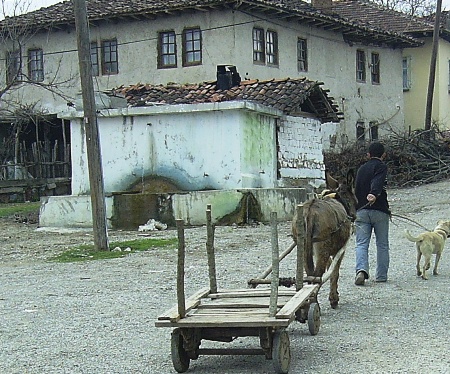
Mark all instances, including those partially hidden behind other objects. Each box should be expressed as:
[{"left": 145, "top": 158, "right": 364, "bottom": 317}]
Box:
[{"left": 329, "top": 255, "right": 344, "bottom": 309}]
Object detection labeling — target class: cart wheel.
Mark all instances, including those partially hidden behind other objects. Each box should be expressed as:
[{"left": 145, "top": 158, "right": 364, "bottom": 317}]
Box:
[
  {"left": 272, "top": 329, "right": 291, "bottom": 374},
  {"left": 307, "top": 302, "right": 320, "bottom": 336},
  {"left": 171, "top": 328, "right": 190, "bottom": 373}
]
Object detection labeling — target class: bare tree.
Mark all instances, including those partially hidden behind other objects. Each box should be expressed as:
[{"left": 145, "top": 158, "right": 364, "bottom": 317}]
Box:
[
  {"left": 1, "top": 0, "right": 76, "bottom": 183},
  {"left": 0, "top": 0, "right": 76, "bottom": 111}
]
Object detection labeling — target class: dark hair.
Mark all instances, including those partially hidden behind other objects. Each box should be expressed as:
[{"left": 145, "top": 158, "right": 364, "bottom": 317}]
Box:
[{"left": 368, "top": 142, "right": 385, "bottom": 158}]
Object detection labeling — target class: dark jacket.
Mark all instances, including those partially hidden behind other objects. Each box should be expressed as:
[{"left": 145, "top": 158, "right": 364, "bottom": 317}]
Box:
[{"left": 355, "top": 158, "right": 390, "bottom": 215}]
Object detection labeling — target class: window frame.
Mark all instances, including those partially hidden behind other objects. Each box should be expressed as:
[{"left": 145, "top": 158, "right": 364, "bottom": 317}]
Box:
[
  {"left": 28, "top": 48, "right": 44, "bottom": 82},
  {"left": 403, "top": 56, "right": 412, "bottom": 91},
  {"left": 101, "top": 39, "right": 118, "bottom": 75},
  {"left": 297, "top": 38, "right": 308, "bottom": 72},
  {"left": 252, "top": 27, "right": 265, "bottom": 64},
  {"left": 158, "top": 30, "right": 177, "bottom": 69},
  {"left": 371, "top": 52, "right": 380, "bottom": 84},
  {"left": 266, "top": 29, "right": 278, "bottom": 66},
  {"left": 182, "top": 28, "right": 202, "bottom": 67},
  {"left": 90, "top": 41, "right": 99, "bottom": 76},
  {"left": 356, "top": 50, "right": 366, "bottom": 82},
  {"left": 356, "top": 121, "right": 365, "bottom": 142},
  {"left": 369, "top": 121, "right": 379, "bottom": 141},
  {"left": 6, "top": 49, "right": 22, "bottom": 85}
]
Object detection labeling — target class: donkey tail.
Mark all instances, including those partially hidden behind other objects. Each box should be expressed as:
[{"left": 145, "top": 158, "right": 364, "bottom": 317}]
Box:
[
  {"left": 404, "top": 230, "right": 421, "bottom": 243},
  {"left": 304, "top": 212, "right": 315, "bottom": 276}
]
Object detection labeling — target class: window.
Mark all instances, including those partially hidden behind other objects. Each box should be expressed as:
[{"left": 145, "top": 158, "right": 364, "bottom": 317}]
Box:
[
  {"left": 6, "top": 50, "right": 21, "bottom": 84},
  {"left": 369, "top": 121, "right": 379, "bottom": 140},
  {"left": 101, "top": 39, "right": 118, "bottom": 75},
  {"left": 356, "top": 50, "right": 366, "bottom": 82},
  {"left": 252, "top": 27, "right": 278, "bottom": 65},
  {"left": 253, "top": 27, "right": 265, "bottom": 63},
  {"left": 266, "top": 30, "right": 278, "bottom": 65},
  {"left": 90, "top": 42, "right": 99, "bottom": 76},
  {"left": 371, "top": 52, "right": 380, "bottom": 84},
  {"left": 403, "top": 56, "right": 411, "bottom": 91},
  {"left": 297, "top": 38, "right": 308, "bottom": 72},
  {"left": 28, "top": 48, "right": 44, "bottom": 82},
  {"left": 356, "top": 121, "right": 365, "bottom": 142},
  {"left": 183, "top": 28, "right": 202, "bottom": 66},
  {"left": 158, "top": 31, "right": 177, "bottom": 68}
]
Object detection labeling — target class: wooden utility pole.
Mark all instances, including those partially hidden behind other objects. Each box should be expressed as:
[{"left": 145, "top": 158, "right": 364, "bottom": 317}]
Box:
[
  {"left": 424, "top": 0, "right": 443, "bottom": 136},
  {"left": 73, "top": 0, "right": 109, "bottom": 250}
]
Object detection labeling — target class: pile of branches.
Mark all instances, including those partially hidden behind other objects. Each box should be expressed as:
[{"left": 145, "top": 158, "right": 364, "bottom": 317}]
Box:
[{"left": 324, "top": 131, "right": 450, "bottom": 188}]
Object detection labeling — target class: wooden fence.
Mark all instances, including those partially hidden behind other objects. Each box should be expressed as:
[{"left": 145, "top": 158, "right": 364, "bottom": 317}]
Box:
[{"left": 0, "top": 140, "right": 71, "bottom": 180}]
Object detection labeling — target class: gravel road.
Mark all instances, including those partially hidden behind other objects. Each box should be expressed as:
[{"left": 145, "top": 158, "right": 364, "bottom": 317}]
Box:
[{"left": 1, "top": 179, "right": 450, "bottom": 374}]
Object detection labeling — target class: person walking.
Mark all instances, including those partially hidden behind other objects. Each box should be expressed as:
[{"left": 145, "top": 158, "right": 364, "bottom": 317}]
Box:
[{"left": 354, "top": 141, "right": 391, "bottom": 285}]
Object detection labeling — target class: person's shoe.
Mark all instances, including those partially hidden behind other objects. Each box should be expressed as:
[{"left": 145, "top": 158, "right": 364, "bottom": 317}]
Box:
[
  {"left": 375, "top": 278, "right": 387, "bottom": 283},
  {"left": 355, "top": 271, "right": 365, "bottom": 286}
]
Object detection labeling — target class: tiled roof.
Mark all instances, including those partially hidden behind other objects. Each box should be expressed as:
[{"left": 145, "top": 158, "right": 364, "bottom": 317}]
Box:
[
  {"left": 113, "top": 77, "right": 343, "bottom": 123},
  {"left": 331, "top": 0, "right": 432, "bottom": 32},
  {"left": 426, "top": 10, "right": 450, "bottom": 28},
  {"left": 331, "top": 1, "right": 450, "bottom": 42},
  {"left": 0, "top": 0, "right": 421, "bottom": 48}
]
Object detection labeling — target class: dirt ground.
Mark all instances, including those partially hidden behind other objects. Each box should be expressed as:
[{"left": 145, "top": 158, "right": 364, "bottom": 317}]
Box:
[
  {"left": 1, "top": 179, "right": 450, "bottom": 373},
  {"left": 1, "top": 178, "right": 449, "bottom": 264}
]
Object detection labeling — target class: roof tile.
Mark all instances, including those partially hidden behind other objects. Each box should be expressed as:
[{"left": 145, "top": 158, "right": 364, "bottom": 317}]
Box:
[
  {"left": 0, "top": 0, "right": 421, "bottom": 48},
  {"left": 113, "top": 77, "right": 342, "bottom": 122}
]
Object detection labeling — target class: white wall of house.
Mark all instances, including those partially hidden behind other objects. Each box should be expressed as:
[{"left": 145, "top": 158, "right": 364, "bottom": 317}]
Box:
[
  {"left": 39, "top": 101, "right": 324, "bottom": 228},
  {"left": 63, "top": 101, "right": 325, "bottom": 195},
  {"left": 1, "top": 8, "right": 406, "bottom": 143}
]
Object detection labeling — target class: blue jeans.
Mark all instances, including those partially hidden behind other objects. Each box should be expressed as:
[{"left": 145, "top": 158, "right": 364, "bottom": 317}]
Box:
[{"left": 355, "top": 209, "right": 390, "bottom": 281}]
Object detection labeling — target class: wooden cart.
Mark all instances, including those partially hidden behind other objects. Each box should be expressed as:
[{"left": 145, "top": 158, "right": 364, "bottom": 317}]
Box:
[{"left": 155, "top": 206, "right": 325, "bottom": 373}]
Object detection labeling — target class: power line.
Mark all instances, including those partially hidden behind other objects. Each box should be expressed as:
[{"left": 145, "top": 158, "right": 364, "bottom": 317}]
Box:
[{"left": 0, "top": 16, "right": 260, "bottom": 62}]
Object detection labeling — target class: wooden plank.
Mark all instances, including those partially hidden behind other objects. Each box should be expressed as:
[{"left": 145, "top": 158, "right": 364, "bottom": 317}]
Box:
[
  {"left": 206, "top": 206, "right": 218, "bottom": 293},
  {"left": 255, "top": 242, "right": 296, "bottom": 280},
  {"left": 199, "top": 296, "right": 292, "bottom": 309},
  {"left": 209, "top": 289, "right": 296, "bottom": 299},
  {"left": 155, "top": 314, "right": 290, "bottom": 328},
  {"left": 157, "top": 287, "right": 210, "bottom": 322},
  {"left": 275, "top": 284, "right": 320, "bottom": 319},
  {"left": 269, "top": 211, "right": 280, "bottom": 317},
  {"left": 321, "top": 246, "right": 346, "bottom": 285},
  {"left": 295, "top": 204, "right": 305, "bottom": 290},
  {"left": 176, "top": 219, "right": 186, "bottom": 319},
  {"left": 190, "top": 307, "right": 269, "bottom": 316}
]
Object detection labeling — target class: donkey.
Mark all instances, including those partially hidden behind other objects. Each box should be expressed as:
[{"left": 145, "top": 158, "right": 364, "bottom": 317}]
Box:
[{"left": 292, "top": 170, "right": 357, "bottom": 309}]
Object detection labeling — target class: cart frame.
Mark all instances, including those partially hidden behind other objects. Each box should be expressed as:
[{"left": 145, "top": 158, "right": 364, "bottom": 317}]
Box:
[{"left": 155, "top": 205, "right": 327, "bottom": 373}]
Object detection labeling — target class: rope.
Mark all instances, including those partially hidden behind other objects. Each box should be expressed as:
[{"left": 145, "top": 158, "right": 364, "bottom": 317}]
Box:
[
  {"left": 390, "top": 213, "right": 431, "bottom": 232},
  {"left": 357, "top": 198, "right": 431, "bottom": 231}
]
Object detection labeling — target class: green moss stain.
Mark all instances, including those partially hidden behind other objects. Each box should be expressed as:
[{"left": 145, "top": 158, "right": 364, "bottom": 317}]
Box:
[{"left": 241, "top": 113, "right": 274, "bottom": 170}]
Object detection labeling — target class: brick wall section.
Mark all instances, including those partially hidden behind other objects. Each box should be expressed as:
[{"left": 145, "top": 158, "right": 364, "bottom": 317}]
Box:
[{"left": 277, "top": 116, "right": 325, "bottom": 186}]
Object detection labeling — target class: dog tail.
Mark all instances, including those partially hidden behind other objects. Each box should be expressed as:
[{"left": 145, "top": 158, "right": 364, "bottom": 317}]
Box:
[{"left": 404, "top": 230, "right": 421, "bottom": 243}]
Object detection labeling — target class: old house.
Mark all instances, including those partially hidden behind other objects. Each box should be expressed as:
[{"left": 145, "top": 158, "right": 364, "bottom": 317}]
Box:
[
  {"left": 40, "top": 76, "right": 342, "bottom": 228},
  {"left": 1, "top": 0, "right": 421, "bottom": 149},
  {"left": 1, "top": 0, "right": 428, "bottom": 225},
  {"left": 331, "top": 2, "right": 450, "bottom": 134}
]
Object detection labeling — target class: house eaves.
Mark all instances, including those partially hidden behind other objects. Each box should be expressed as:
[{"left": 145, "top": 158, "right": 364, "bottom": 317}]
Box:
[
  {"left": 113, "top": 77, "right": 343, "bottom": 123},
  {"left": 0, "top": 0, "right": 421, "bottom": 48},
  {"left": 416, "top": 11, "right": 450, "bottom": 43}
]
